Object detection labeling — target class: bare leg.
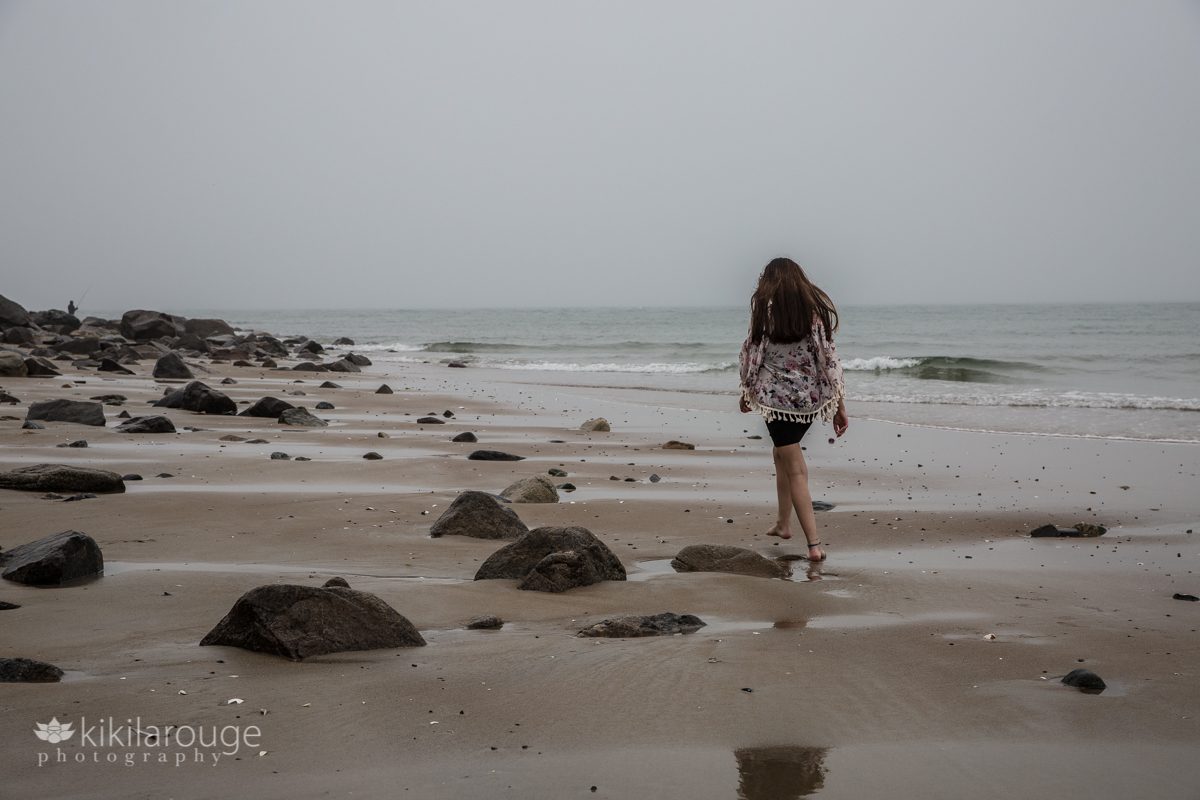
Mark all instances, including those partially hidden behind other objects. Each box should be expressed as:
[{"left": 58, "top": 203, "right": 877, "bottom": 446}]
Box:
[
  {"left": 774, "top": 444, "right": 825, "bottom": 560},
  {"left": 768, "top": 447, "right": 794, "bottom": 539}
]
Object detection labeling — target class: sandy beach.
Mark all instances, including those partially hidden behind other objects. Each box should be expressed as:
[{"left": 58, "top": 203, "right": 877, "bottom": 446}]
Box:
[{"left": 2, "top": 353, "right": 1199, "bottom": 799}]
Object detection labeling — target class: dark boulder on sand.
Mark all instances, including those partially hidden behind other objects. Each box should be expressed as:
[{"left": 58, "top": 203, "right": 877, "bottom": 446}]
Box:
[
  {"left": 97, "top": 357, "right": 135, "bottom": 375},
  {"left": 375, "top": 384, "right": 394, "bottom": 394},
  {"left": 466, "top": 615, "right": 503, "bottom": 630},
  {"left": 1062, "top": 668, "right": 1106, "bottom": 693},
  {"left": 0, "top": 530, "right": 104, "bottom": 585},
  {"left": 452, "top": 432, "right": 478, "bottom": 443},
  {"left": 1030, "top": 523, "right": 1107, "bottom": 538},
  {"left": 0, "top": 350, "right": 28, "bottom": 377},
  {"left": 183, "top": 318, "right": 235, "bottom": 339},
  {"left": 152, "top": 352, "right": 194, "bottom": 380},
  {"left": 115, "top": 415, "right": 176, "bottom": 434},
  {"left": 199, "top": 583, "right": 425, "bottom": 660},
  {"left": 576, "top": 612, "right": 707, "bottom": 638},
  {"left": 120, "top": 309, "right": 182, "bottom": 341},
  {"left": 475, "top": 526, "right": 626, "bottom": 592},
  {"left": 240, "top": 397, "right": 296, "bottom": 418},
  {"left": 0, "top": 293, "right": 33, "bottom": 328},
  {"left": 429, "top": 491, "right": 528, "bottom": 540},
  {"left": 30, "top": 309, "right": 81, "bottom": 334},
  {"left": 153, "top": 381, "right": 236, "bottom": 415},
  {"left": 26, "top": 399, "right": 106, "bottom": 426},
  {"left": 670, "top": 544, "right": 791, "bottom": 579},
  {"left": 24, "top": 356, "right": 61, "bottom": 377},
  {"left": 468, "top": 449, "right": 524, "bottom": 462},
  {"left": 0, "top": 657, "right": 64, "bottom": 683},
  {"left": 416, "top": 415, "right": 444, "bottom": 424}
]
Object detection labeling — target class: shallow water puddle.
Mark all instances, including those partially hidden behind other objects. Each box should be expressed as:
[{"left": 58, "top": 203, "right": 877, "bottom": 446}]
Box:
[
  {"left": 807, "top": 609, "right": 988, "bottom": 630},
  {"left": 628, "top": 558, "right": 837, "bottom": 583},
  {"left": 105, "top": 561, "right": 467, "bottom": 584}
]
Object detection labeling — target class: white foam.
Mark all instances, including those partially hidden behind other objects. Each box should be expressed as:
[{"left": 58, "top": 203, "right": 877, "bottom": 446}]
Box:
[
  {"left": 842, "top": 356, "right": 922, "bottom": 371},
  {"left": 332, "top": 342, "right": 425, "bottom": 352},
  {"left": 490, "top": 360, "right": 735, "bottom": 375}
]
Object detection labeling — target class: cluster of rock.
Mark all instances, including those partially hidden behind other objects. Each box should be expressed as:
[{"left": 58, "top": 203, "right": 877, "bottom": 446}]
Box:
[{"left": 0, "top": 294, "right": 368, "bottom": 379}]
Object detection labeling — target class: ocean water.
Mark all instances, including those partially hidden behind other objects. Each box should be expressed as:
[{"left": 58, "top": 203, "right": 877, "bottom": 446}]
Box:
[{"left": 165, "top": 303, "right": 1198, "bottom": 443}]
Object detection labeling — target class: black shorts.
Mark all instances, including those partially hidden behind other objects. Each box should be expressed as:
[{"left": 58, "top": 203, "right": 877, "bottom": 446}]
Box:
[{"left": 766, "top": 419, "right": 813, "bottom": 448}]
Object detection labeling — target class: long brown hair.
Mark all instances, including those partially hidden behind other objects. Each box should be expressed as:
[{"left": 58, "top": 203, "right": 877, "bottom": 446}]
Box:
[{"left": 748, "top": 257, "right": 838, "bottom": 344}]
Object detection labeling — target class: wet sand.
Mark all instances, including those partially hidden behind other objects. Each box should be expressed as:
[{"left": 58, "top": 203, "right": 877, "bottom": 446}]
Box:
[{"left": 2, "top": 360, "right": 1198, "bottom": 798}]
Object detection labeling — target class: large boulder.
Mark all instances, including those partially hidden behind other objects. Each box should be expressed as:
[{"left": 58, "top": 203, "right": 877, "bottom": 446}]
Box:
[
  {"left": 184, "top": 318, "right": 235, "bottom": 339},
  {"left": 0, "top": 658, "right": 64, "bottom": 683},
  {"left": 30, "top": 310, "right": 81, "bottom": 335},
  {"left": 120, "top": 309, "right": 182, "bottom": 341},
  {"left": 54, "top": 336, "right": 103, "bottom": 355},
  {"left": 279, "top": 407, "right": 327, "bottom": 427},
  {"left": 0, "top": 294, "right": 32, "bottom": 328},
  {"left": 670, "top": 544, "right": 790, "bottom": 579},
  {"left": 239, "top": 397, "right": 296, "bottom": 418},
  {"left": 429, "top": 491, "right": 529, "bottom": 539},
  {"left": 26, "top": 399, "right": 106, "bottom": 426},
  {"left": 576, "top": 612, "right": 707, "bottom": 638},
  {"left": 115, "top": 415, "right": 176, "bottom": 434},
  {"left": 199, "top": 583, "right": 425, "bottom": 660},
  {"left": 97, "top": 358, "right": 135, "bottom": 375},
  {"left": 324, "top": 359, "right": 361, "bottom": 373},
  {"left": 153, "top": 352, "right": 194, "bottom": 379},
  {"left": 23, "top": 356, "right": 61, "bottom": 377},
  {"left": 153, "top": 381, "right": 236, "bottom": 415},
  {"left": 0, "top": 530, "right": 104, "bottom": 585},
  {"left": 475, "top": 526, "right": 626, "bottom": 592},
  {"left": 499, "top": 475, "right": 558, "bottom": 503},
  {"left": 468, "top": 450, "right": 524, "bottom": 461},
  {"left": 0, "top": 350, "right": 28, "bottom": 377},
  {"left": 0, "top": 464, "right": 125, "bottom": 494},
  {"left": 4, "top": 326, "right": 36, "bottom": 345}
]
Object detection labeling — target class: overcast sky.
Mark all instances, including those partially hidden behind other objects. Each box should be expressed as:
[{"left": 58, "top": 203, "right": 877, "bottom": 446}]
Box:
[{"left": 1, "top": 1, "right": 1197, "bottom": 312}]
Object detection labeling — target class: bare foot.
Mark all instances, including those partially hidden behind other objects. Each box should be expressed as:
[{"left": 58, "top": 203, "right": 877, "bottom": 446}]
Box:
[
  {"left": 806, "top": 542, "right": 826, "bottom": 561},
  {"left": 766, "top": 524, "right": 792, "bottom": 539}
]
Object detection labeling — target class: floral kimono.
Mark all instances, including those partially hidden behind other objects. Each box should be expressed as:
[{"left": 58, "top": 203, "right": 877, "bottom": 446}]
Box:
[{"left": 738, "top": 321, "right": 845, "bottom": 423}]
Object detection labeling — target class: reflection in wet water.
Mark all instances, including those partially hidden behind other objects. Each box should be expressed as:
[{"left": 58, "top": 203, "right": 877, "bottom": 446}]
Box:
[{"left": 736, "top": 746, "right": 828, "bottom": 800}]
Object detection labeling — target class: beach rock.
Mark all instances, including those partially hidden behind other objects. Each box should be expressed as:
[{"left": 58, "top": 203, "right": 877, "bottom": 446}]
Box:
[
  {"left": 26, "top": 399, "right": 105, "bottom": 426},
  {"left": 152, "top": 352, "right": 194, "bottom": 380},
  {"left": 1030, "top": 523, "right": 1107, "bottom": 538},
  {"left": 183, "top": 318, "right": 235, "bottom": 339},
  {"left": 558, "top": 482, "right": 576, "bottom": 492},
  {"left": 548, "top": 468, "right": 568, "bottom": 477},
  {"left": 0, "top": 530, "right": 104, "bottom": 585},
  {"left": 466, "top": 615, "right": 503, "bottom": 630},
  {"left": 154, "top": 381, "right": 236, "bottom": 415},
  {"left": 319, "top": 381, "right": 341, "bottom": 389},
  {"left": 199, "top": 583, "right": 425, "bottom": 660},
  {"left": 500, "top": 475, "right": 559, "bottom": 504},
  {"left": 376, "top": 384, "right": 393, "bottom": 394},
  {"left": 580, "top": 417, "right": 611, "bottom": 432},
  {"left": 90, "top": 393, "right": 126, "bottom": 405},
  {"left": 468, "top": 450, "right": 524, "bottom": 461},
  {"left": 279, "top": 407, "right": 327, "bottom": 427},
  {"left": 0, "top": 657, "right": 63, "bottom": 683},
  {"left": 323, "top": 576, "right": 351, "bottom": 588},
  {"left": 0, "top": 601, "right": 19, "bottom": 610},
  {"left": 811, "top": 500, "right": 836, "bottom": 512},
  {"left": 0, "top": 390, "right": 18, "bottom": 404},
  {"left": 663, "top": 440, "right": 695, "bottom": 450},
  {"left": 670, "top": 544, "right": 790, "bottom": 579},
  {"left": 56, "top": 440, "right": 88, "bottom": 448},
  {"left": 429, "top": 491, "right": 529, "bottom": 540},
  {"left": 115, "top": 415, "right": 176, "bottom": 434},
  {"left": 31, "top": 309, "right": 81, "bottom": 334},
  {"left": 363, "top": 452, "right": 382, "bottom": 460},
  {"left": 0, "top": 293, "right": 33, "bottom": 328},
  {"left": 22, "top": 421, "right": 45, "bottom": 430},
  {"left": 121, "top": 474, "right": 142, "bottom": 481},
  {"left": 416, "top": 416, "right": 445, "bottom": 425},
  {"left": 97, "top": 357, "right": 135, "bottom": 375},
  {"left": 1061, "top": 668, "right": 1106, "bottom": 693},
  {"left": 298, "top": 340, "right": 324, "bottom": 355},
  {"left": 452, "top": 432, "right": 478, "bottom": 443},
  {"left": 240, "top": 397, "right": 295, "bottom": 418},
  {"left": 1172, "top": 593, "right": 1198, "bottom": 602},
  {"left": 220, "top": 377, "right": 237, "bottom": 385},
  {"left": 270, "top": 452, "right": 290, "bottom": 460},
  {"left": 315, "top": 401, "right": 334, "bottom": 410},
  {"left": 120, "top": 310, "right": 181, "bottom": 341},
  {"left": 0, "top": 350, "right": 28, "bottom": 377},
  {"left": 3, "top": 326, "right": 35, "bottom": 345},
  {"left": 23, "top": 357, "right": 61, "bottom": 377},
  {"left": 324, "top": 358, "right": 361, "bottom": 373},
  {"left": 447, "top": 361, "right": 467, "bottom": 368},
  {"left": 343, "top": 353, "right": 371, "bottom": 367},
  {"left": 0, "top": 464, "right": 124, "bottom": 495},
  {"left": 333, "top": 337, "right": 355, "bottom": 346},
  {"left": 292, "top": 361, "right": 326, "bottom": 372},
  {"left": 649, "top": 474, "right": 661, "bottom": 483},
  {"left": 475, "top": 525, "right": 626, "bottom": 592},
  {"left": 576, "top": 612, "right": 706, "bottom": 638}
]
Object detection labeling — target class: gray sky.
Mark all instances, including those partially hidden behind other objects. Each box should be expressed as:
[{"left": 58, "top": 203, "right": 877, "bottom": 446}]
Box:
[{"left": 2, "top": 1, "right": 1198, "bottom": 311}]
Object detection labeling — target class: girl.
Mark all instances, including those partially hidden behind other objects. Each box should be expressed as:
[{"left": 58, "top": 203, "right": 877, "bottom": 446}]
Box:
[{"left": 738, "top": 257, "right": 848, "bottom": 561}]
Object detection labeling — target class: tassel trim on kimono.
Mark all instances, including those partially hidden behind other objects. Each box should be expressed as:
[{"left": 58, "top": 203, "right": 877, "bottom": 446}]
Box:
[{"left": 743, "top": 384, "right": 844, "bottom": 425}]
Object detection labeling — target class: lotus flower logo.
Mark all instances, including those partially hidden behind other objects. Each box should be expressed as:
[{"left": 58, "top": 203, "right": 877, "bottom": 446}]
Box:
[{"left": 34, "top": 718, "right": 74, "bottom": 743}]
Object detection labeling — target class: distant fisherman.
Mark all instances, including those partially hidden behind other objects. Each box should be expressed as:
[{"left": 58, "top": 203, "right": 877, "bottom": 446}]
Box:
[{"left": 67, "top": 300, "right": 78, "bottom": 316}]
